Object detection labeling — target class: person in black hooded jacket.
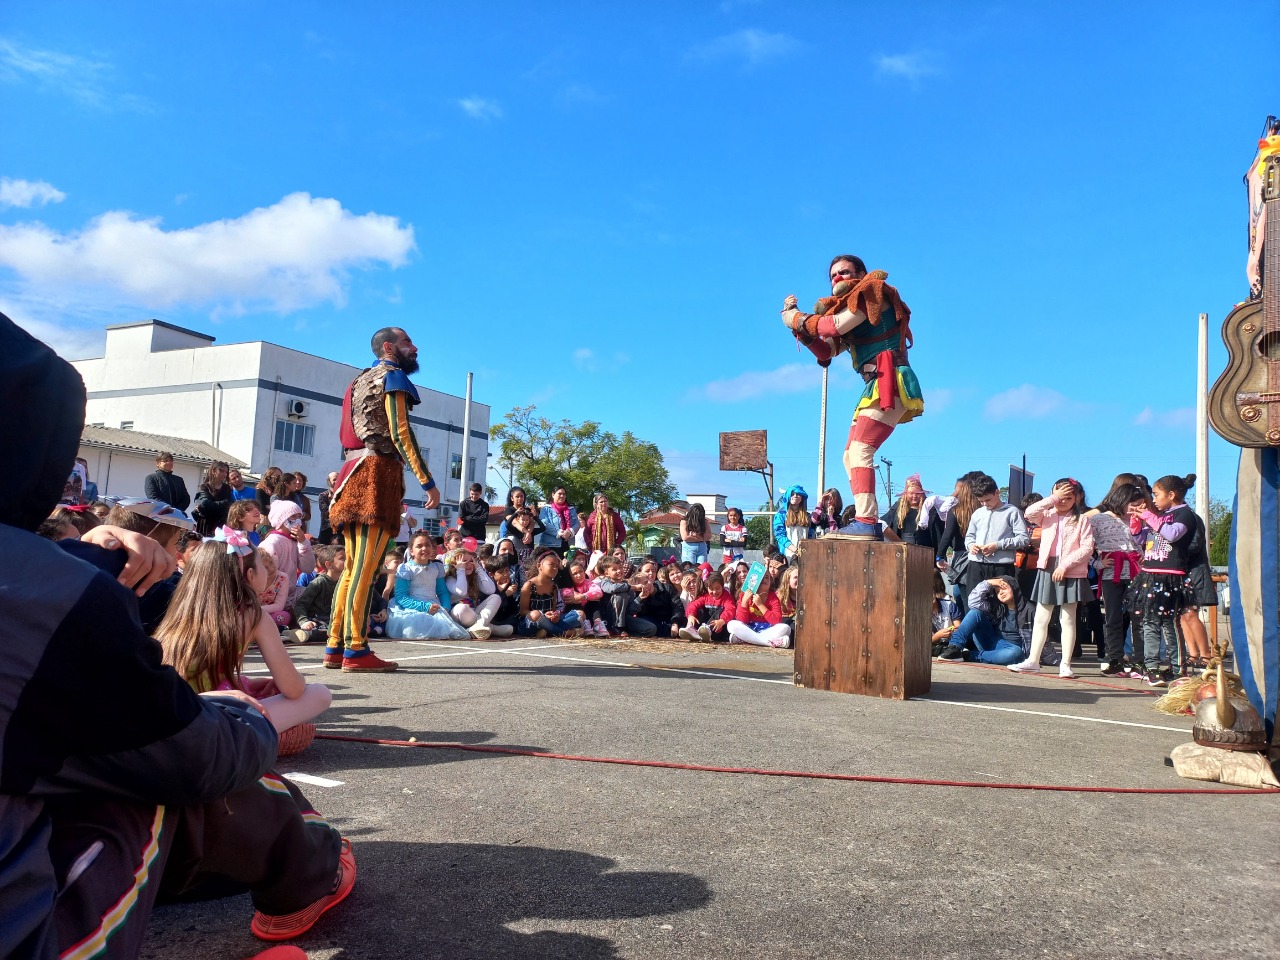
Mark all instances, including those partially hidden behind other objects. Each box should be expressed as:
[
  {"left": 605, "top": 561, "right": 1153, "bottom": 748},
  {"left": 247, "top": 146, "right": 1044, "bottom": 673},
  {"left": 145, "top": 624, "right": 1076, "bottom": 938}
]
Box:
[
  {"left": 934, "top": 575, "right": 1028, "bottom": 666},
  {"left": 0, "top": 314, "right": 352, "bottom": 959}
]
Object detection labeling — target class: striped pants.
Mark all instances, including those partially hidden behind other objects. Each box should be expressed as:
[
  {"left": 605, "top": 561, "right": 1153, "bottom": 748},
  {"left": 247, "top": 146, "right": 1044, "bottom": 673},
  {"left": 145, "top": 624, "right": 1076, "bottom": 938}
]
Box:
[
  {"left": 49, "top": 774, "right": 339, "bottom": 959},
  {"left": 843, "top": 394, "right": 907, "bottom": 523},
  {"left": 327, "top": 522, "right": 395, "bottom": 659}
]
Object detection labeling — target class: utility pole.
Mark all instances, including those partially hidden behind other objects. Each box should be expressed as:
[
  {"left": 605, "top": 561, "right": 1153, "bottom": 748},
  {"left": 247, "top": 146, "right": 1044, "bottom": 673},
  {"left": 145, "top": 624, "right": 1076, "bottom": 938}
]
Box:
[{"left": 879, "top": 456, "right": 893, "bottom": 505}]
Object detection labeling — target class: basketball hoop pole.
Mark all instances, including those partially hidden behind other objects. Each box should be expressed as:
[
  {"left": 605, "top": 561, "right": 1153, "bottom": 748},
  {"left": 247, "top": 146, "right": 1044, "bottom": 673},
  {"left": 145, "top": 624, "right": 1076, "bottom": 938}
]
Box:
[{"left": 817, "top": 366, "right": 829, "bottom": 497}]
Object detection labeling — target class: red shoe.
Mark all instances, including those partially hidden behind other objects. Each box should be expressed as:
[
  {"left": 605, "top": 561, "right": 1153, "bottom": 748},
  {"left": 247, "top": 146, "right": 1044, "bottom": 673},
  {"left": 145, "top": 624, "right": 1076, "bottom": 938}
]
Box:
[
  {"left": 244, "top": 947, "right": 308, "bottom": 959},
  {"left": 251, "top": 838, "right": 356, "bottom": 941},
  {"left": 321, "top": 652, "right": 344, "bottom": 669},
  {"left": 341, "top": 651, "right": 398, "bottom": 672}
]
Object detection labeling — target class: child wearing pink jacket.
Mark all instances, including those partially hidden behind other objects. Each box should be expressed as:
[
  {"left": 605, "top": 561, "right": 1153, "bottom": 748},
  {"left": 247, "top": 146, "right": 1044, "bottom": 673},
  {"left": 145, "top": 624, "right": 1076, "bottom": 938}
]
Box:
[{"left": 1008, "top": 479, "right": 1095, "bottom": 679}]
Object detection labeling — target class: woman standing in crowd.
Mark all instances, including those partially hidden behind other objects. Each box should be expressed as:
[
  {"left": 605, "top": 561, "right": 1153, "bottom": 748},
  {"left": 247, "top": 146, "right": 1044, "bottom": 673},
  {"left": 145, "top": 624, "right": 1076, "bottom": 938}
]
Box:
[
  {"left": 193, "top": 461, "right": 234, "bottom": 536},
  {"left": 255, "top": 466, "right": 285, "bottom": 513},
  {"left": 679, "top": 503, "right": 711, "bottom": 565},
  {"left": 584, "top": 495, "right": 626, "bottom": 554},
  {"left": 538, "top": 486, "right": 579, "bottom": 554}
]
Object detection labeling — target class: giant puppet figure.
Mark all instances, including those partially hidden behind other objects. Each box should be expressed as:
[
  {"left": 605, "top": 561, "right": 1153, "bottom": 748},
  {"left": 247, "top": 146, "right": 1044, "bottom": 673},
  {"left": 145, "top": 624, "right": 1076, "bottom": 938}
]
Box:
[
  {"left": 782, "top": 255, "right": 924, "bottom": 539},
  {"left": 324, "top": 327, "right": 439, "bottom": 673},
  {"left": 1208, "top": 119, "right": 1280, "bottom": 745}
]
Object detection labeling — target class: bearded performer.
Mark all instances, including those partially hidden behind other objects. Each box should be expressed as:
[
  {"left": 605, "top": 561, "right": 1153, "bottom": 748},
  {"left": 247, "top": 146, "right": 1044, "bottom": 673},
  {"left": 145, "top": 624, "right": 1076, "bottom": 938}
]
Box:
[
  {"left": 324, "top": 327, "right": 439, "bottom": 673},
  {"left": 782, "top": 255, "right": 924, "bottom": 540}
]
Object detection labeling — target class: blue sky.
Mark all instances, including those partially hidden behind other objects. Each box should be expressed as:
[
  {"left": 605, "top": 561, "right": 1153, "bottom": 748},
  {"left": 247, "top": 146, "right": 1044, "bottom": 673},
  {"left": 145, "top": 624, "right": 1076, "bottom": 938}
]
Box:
[{"left": 1, "top": 2, "right": 1275, "bottom": 512}]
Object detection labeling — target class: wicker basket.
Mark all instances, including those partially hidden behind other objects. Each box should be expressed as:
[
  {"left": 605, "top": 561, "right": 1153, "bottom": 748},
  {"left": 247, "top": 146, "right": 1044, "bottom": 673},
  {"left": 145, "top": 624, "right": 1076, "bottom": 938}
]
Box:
[{"left": 278, "top": 722, "right": 316, "bottom": 757}]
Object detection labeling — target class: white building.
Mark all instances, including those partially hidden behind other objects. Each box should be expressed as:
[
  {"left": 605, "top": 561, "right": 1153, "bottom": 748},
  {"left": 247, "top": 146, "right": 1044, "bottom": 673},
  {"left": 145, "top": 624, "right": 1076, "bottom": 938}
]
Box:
[{"left": 71, "top": 320, "right": 489, "bottom": 526}]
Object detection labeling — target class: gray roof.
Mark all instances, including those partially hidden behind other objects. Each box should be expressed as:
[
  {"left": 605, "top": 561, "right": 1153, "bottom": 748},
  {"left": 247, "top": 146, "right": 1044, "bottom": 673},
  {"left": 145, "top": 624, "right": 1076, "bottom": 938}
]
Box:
[{"left": 79, "top": 425, "right": 246, "bottom": 467}]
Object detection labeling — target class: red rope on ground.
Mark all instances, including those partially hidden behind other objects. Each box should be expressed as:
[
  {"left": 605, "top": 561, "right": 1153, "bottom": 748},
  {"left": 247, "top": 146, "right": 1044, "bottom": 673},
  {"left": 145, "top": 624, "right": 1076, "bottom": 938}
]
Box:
[{"left": 313, "top": 734, "right": 1276, "bottom": 796}]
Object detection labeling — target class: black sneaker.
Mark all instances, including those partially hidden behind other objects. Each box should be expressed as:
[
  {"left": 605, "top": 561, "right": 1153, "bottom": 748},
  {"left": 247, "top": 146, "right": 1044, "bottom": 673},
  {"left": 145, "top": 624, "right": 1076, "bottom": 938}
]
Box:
[
  {"left": 936, "top": 645, "right": 966, "bottom": 662},
  {"left": 1146, "top": 671, "right": 1169, "bottom": 688},
  {"left": 1099, "top": 660, "right": 1125, "bottom": 677}
]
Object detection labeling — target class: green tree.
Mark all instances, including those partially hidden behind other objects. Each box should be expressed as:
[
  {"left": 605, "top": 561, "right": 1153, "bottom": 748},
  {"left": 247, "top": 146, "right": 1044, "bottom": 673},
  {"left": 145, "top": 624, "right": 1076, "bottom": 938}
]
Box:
[
  {"left": 490, "top": 405, "right": 677, "bottom": 519},
  {"left": 745, "top": 502, "right": 774, "bottom": 550},
  {"left": 1208, "top": 497, "right": 1231, "bottom": 567}
]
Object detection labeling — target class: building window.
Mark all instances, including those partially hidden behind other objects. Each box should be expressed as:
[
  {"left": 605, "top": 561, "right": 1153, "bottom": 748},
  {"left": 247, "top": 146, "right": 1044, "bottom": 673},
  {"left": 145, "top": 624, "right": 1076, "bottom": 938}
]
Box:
[
  {"left": 274, "top": 418, "right": 315, "bottom": 457},
  {"left": 468, "top": 457, "right": 476, "bottom": 483},
  {"left": 120, "top": 421, "right": 134, "bottom": 430},
  {"left": 450, "top": 454, "right": 463, "bottom": 480}
]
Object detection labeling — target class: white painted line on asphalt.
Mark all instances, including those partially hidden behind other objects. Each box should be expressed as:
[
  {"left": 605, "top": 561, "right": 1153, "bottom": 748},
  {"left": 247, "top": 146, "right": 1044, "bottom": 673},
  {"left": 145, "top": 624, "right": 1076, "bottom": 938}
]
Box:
[
  {"left": 242, "top": 648, "right": 493, "bottom": 674},
  {"left": 283, "top": 772, "right": 344, "bottom": 788},
  {"left": 496, "top": 648, "right": 794, "bottom": 684},
  {"left": 917, "top": 698, "right": 1190, "bottom": 733}
]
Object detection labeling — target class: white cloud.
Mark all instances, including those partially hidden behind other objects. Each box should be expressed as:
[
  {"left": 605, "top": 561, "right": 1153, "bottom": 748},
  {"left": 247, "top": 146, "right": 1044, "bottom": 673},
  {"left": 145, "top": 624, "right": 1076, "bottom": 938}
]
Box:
[
  {"left": 559, "top": 83, "right": 606, "bottom": 106},
  {"left": 926, "top": 387, "right": 955, "bottom": 414},
  {"left": 0, "top": 36, "right": 149, "bottom": 110},
  {"left": 1134, "top": 406, "right": 1196, "bottom": 430},
  {"left": 983, "top": 384, "right": 1090, "bottom": 422},
  {"left": 457, "top": 96, "right": 503, "bottom": 121},
  {"left": 0, "top": 191, "right": 416, "bottom": 314},
  {"left": 573, "top": 347, "right": 596, "bottom": 371},
  {"left": 873, "top": 51, "right": 941, "bottom": 82},
  {"left": 688, "top": 28, "right": 800, "bottom": 67},
  {"left": 0, "top": 177, "right": 65, "bottom": 208},
  {"left": 692, "top": 362, "right": 827, "bottom": 403}
]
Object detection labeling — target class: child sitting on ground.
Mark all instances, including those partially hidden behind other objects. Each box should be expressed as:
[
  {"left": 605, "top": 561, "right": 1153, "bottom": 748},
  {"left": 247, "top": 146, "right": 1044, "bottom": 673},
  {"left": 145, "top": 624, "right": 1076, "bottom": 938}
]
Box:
[
  {"left": 157, "top": 536, "right": 332, "bottom": 733},
  {"left": 386, "top": 531, "right": 469, "bottom": 640},
  {"left": 681, "top": 573, "right": 733, "bottom": 642},
  {"left": 257, "top": 548, "right": 290, "bottom": 628},
  {"left": 291, "top": 544, "right": 346, "bottom": 644},
  {"left": 727, "top": 571, "right": 792, "bottom": 648},
  {"left": 596, "top": 556, "right": 656, "bottom": 637},
  {"left": 446, "top": 547, "right": 509, "bottom": 639},
  {"left": 485, "top": 557, "right": 523, "bottom": 634},
  {"left": 519, "top": 548, "right": 582, "bottom": 637},
  {"left": 259, "top": 500, "right": 314, "bottom": 624},
  {"left": 563, "top": 558, "right": 606, "bottom": 636}
]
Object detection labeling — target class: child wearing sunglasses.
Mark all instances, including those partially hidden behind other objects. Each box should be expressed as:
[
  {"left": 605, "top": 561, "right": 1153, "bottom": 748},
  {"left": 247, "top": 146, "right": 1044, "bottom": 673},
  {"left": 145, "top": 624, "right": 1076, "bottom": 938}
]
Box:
[{"left": 259, "top": 499, "right": 315, "bottom": 622}]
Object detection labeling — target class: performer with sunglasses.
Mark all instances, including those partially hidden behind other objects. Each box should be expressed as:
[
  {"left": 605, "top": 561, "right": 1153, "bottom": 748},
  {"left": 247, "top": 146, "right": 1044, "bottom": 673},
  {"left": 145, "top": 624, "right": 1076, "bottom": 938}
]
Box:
[{"left": 781, "top": 255, "right": 924, "bottom": 539}]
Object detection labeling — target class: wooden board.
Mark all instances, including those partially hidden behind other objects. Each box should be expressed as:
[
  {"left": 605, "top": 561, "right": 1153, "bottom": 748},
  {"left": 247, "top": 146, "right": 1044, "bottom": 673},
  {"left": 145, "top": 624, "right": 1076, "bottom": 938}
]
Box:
[
  {"left": 719, "top": 430, "right": 768, "bottom": 472},
  {"left": 793, "top": 537, "right": 933, "bottom": 700}
]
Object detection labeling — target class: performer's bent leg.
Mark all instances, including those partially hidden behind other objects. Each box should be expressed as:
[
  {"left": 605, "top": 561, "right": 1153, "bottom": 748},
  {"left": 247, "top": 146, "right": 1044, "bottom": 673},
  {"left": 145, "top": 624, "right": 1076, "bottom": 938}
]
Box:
[
  {"left": 843, "top": 398, "right": 907, "bottom": 521},
  {"left": 332, "top": 523, "right": 394, "bottom": 658}
]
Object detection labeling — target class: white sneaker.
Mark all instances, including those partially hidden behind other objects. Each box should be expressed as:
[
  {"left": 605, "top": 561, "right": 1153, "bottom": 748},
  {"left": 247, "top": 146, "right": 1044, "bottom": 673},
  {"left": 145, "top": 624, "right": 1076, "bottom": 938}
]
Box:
[
  {"left": 581, "top": 620, "right": 596, "bottom": 637},
  {"left": 470, "top": 624, "right": 491, "bottom": 640},
  {"left": 1058, "top": 666, "right": 1077, "bottom": 679},
  {"left": 593, "top": 618, "right": 608, "bottom": 635},
  {"left": 697, "top": 625, "right": 712, "bottom": 642},
  {"left": 677, "top": 627, "right": 699, "bottom": 641},
  {"left": 1008, "top": 660, "right": 1041, "bottom": 673}
]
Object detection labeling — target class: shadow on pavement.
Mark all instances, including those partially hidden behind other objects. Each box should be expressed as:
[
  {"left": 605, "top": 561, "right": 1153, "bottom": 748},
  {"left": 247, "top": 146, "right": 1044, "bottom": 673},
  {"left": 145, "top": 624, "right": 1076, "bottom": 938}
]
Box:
[{"left": 144, "top": 841, "right": 712, "bottom": 960}]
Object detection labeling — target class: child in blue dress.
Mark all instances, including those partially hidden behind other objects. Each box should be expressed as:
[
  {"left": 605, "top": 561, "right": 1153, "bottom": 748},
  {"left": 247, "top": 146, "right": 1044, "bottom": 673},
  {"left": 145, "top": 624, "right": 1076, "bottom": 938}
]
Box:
[{"left": 386, "top": 531, "right": 468, "bottom": 640}]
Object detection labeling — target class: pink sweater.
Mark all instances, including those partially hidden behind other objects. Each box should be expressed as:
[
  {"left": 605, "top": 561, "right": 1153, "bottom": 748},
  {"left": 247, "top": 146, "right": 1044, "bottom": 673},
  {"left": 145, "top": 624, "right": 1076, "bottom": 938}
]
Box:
[{"left": 1024, "top": 496, "right": 1095, "bottom": 579}]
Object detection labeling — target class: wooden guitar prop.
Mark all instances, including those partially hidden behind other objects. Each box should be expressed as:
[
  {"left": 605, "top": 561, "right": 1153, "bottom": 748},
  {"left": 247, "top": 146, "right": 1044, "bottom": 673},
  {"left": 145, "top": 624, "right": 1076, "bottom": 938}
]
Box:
[{"left": 1209, "top": 152, "right": 1280, "bottom": 447}]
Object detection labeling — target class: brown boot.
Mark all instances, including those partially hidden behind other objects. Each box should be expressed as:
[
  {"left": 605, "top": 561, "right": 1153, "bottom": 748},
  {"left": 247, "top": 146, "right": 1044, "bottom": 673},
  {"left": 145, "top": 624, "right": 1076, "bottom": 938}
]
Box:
[{"left": 341, "top": 651, "right": 398, "bottom": 672}]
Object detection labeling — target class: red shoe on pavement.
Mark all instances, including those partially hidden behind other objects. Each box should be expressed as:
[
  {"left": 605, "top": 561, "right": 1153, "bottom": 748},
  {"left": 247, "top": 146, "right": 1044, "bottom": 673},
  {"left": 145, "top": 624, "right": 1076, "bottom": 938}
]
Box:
[
  {"left": 321, "top": 652, "right": 343, "bottom": 669},
  {"left": 245, "top": 947, "right": 308, "bottom": 959},
  {"left": 341, "top": 651, "right": 398, "bottom": 672},
  {"left": 251, "top": 839, "right": 356, "bottom": 941}
]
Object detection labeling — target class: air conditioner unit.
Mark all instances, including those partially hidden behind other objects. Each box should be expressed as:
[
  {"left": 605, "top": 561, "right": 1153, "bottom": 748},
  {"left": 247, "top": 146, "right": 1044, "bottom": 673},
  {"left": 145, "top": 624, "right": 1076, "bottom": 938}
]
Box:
[{"left": 286, "top": 398, "right": 309, "bottom": 419}]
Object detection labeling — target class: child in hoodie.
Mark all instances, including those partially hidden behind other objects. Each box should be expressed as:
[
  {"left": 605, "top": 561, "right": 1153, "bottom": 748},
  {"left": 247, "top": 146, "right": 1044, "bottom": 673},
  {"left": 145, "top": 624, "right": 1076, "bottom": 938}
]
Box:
[
  {"left": 772, "top": 485, "right": 815, "bottom": 560},
  {"left": 259, "top": 499, "right": 315, "bottom": 619}
]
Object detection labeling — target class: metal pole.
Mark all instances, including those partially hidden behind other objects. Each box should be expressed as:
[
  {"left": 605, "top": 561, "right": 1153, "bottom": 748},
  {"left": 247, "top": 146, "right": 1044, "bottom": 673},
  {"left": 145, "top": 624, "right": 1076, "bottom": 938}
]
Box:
[
  {"left": 459, "top": 372, "right": 473, "bottom": 508},
  {"left": 817, "top": 366, "right": 829, "bottom": 498},
  {"left": 1196, "top": 312, "right": 1211, "bottom": 630}
]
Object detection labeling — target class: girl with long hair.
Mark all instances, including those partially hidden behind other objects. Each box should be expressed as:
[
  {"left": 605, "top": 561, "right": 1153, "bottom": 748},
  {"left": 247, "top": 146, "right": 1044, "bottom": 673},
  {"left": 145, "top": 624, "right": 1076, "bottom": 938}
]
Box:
[
  {"left": 157, "top": 537, "right": 331, "bottom": 732},
  {"left": 1008, "top": 479, "right": 1095, "bottom": 678},
  {"left": 720, "top": 506, "right": 747, "bottom": 563},
  {"left": 772, "top": 486, "right": 814, "bottom": 560},
  {"left": 254, "top": 466, "right": 285, "bottom": 513},
  {"left": 446, "top": 548, "right": 509, "bottom": 639},
  {"left": 680, "top": 503, "right": 710, "bottom": 565},
  {"left": 193, "top": 460, "right": 234, "bottom": 535},
  {"left": 727, "top": 571, "right": 792, "bottom": 648},
  {"left": 811, "top": 488, "right": 844, "bottom": 535},
  {"left": 1088, "top": 482, "right": 1146, "bottom": 676},
  {"left": 386, "top": 531, "right": 469, "bottom": 640}
]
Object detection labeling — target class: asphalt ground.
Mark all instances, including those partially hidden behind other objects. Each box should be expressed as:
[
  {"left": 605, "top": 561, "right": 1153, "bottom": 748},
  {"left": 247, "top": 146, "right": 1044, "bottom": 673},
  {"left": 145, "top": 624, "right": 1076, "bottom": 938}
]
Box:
[{"left": 141, "top": 633, "right": 1279, "bottom": 960}]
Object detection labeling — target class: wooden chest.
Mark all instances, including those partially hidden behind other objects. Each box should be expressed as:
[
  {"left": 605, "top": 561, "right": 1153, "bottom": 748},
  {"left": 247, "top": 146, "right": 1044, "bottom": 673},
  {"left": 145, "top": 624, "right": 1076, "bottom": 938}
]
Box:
[{"left": 793, "top": 537, "right": 933, "bottom": 700}]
